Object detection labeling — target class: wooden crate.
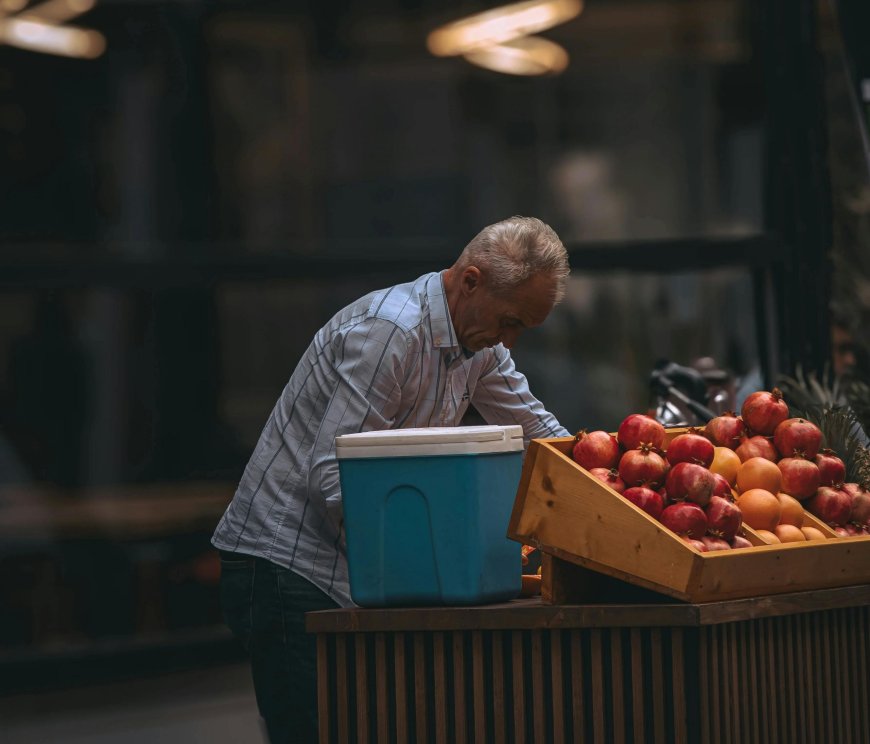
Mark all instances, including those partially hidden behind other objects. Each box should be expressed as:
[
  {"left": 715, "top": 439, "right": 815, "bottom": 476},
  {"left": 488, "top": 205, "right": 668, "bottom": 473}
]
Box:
[{"left": 508, "top": 434, "right": 870, "bottom": 603}]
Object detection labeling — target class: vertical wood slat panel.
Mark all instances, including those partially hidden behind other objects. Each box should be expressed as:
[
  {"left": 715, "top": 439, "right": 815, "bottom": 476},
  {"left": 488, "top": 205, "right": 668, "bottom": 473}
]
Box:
[
  {"left": 729, "top": 623, "right": 749, "bottom": 742},
  {"left": 787, "top": 616, "right": 801, "bottom": 744},
  {"left": 492, "top": 630, "right": 506, "bottom": 744},
  {"left": 812, "top": 610, "right": 828, "bottom": 743},
  {"left": 472, "top": 631, "right": 486, "bottom": 744},
  {"left": 589, "top": 629, "right": 605, "bottom": 744},
  {"left": 336, "top": 634, "right": 349, "bottom": 744},
  {"left": 571, "top": 630, "right": 585, "bottom": 743},
  {"left": 630, "top": 629, "right": 645, "bottom": 744},
  {"left": 512, "top": 632, "right": 526, "bottom": 744},
  {"left": 355, "top": 635, "right": 369, "bottom": 744},
  {"left": 835, "top": 610, "right": 853, "bottom": 744},
  {"left": 610, "top": 629, "right": 625, "bottom": 744},
  {"left": 699, "top": 628, "right": 710, "bottom": 744},
  {"left": 746, "top": 618, "right": 760, "bottom": 744},
  {"left": 800, "top": 614, "right": 816, "bottom": 744},
  {"left": 433, "top": 632, "right": 447, "bottom": 744},
  {"left": 731, "top": 623, "right": 753, "bottom": 744},
  {"left": 714, "top": 623, "right": 735, "bottom": 742},
  {"left": 822, "top": 612, "right": 835, "bottom": 744},
  {"left": 394, "top": 632, "right": 407, "bottom": 744},
  {"left": 317, "top": 602, "right": 870, "bottom": 744},
  {"left": 778, "top": 617, "right": 790, "bottom": 744},
  {"left": 649, "top": 628, "right": 665, "bottom": 744},
  {"left": 831, "top": 610, "right": 844, "bottom": 742},
  {"left": 856, "top": 608, "right": 870, "bottom": 741},
  {"left": 375, "top": 633, "right": 388, "bottom": 744},
  {"left": 763, "top": 619, "right": 779, "bottom": 741},
  {"left": 550, "top": 630, "right": 565, "bottom": 744},
  {"left": 846, "top": 609, "right": 860, "bottom": 741},
  {"left": 453, "top": 632, "right": 467, "bottom": 744},
  {"left": 531, "top": 631, "right": 546, "bottom": 744},
  {"left": 414, "top": 632, "right": 428, "bottom": 744},
  {"left": 671, "top": 629, "right": 686, "bottom": 744},
  {"left": 317, "top": 635, "right": 330, "bottom": 744}
]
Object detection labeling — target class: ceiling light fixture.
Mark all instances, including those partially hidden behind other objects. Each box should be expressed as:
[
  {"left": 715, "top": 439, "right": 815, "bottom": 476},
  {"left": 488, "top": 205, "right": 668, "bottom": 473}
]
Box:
[
  {"left": 427, "top": 0, "right": 581, "bottom": 76},
  {"left": 463, "top": 35, "right": 569, "bottom": 76},
  {"left": 0, "top": 16, "right": 104, "bottom": 57},
  {"left": 0, "top": 0, "right": 104, "bottom": 58}
]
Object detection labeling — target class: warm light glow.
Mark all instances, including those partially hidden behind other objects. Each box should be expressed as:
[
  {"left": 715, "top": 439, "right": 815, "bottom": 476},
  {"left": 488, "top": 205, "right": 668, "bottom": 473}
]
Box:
[
  {"left": 20, "top": 0, "right": 95, "bottom": 23},
  {"left": 427, "top": 0, "right": 581, "bottom": 57},
  {"left": 0, "top": 17, "right": 105, "bottom": 57},
  {"left": 463, "top": 35, "right": 569, "bottom": 76}
]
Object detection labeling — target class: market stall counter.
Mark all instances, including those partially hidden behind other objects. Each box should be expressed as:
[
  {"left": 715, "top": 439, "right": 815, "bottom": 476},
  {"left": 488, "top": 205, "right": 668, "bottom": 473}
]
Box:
[{"left": 306, "top": 577, "right": 870, "bottom": 744}]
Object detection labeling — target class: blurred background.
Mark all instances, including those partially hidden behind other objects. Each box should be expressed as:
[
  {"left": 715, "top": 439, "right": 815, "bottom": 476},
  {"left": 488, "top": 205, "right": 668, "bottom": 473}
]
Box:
[{"left": 1, "top": 0, "right": 869, "bottom": 739}]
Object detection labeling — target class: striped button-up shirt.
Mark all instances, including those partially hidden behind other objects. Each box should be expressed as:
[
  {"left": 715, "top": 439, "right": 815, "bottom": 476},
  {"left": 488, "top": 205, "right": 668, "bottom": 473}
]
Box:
[{"left": 211, "top": 271, "right": 568, "bottom": 606}]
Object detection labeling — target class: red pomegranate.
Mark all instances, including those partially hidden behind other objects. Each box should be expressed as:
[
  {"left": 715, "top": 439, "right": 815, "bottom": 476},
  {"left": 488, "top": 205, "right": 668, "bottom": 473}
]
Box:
[
  {"left": 587, "top": 467, "right": 626, "bottom": 494},
  {"left": 833, "top": 526, "right": 850, "bottom": 537},
  {"left": 701, "top": 535, "right": 732, "bottom": 552},
  {"left": 711, "top": 472, "right": 733, "bottom": 499},
  {"left": 735, "top": 435, "right": 779, "bottom": 463},
  {"left": 777, "top": 456, "right": 821, "bottom": 500},
  {"left": 806, "top": 486, "right": 852, "bottom": 527},
  {"left": 682, "top": 536, "right": 708, "bottom": 552},
  {"left": 618, "top": 444, "right": 669, "bottom": 488},
  {"left": 661, "top": 502, "right": 707, "bottom": 538},
  {"left": 845, "top": 483, "right": 870, "bottom": 526},
  {"left": 841, "top": 482, "right": 864, "bottom": 501},
  {"left": 665, "top": 429, "right": 715, "bottom": 468},
  {"left": 622, "top": 486, "right": 665, "bottom": 520},
  {"left": 665, "top": 462, "right": 715, "bottom": 507},
  {"left": 741, "top": 388, "right": 789, "bottom": 435},
  {"left": 773, "top": 418, "right": 823, "bottom": 459},
  {"left": 704, "top": 495, "right": 743, "bottom": 541},
  {"left": 730, "top": 535, "right": 753, "bottom": 549},
  {"left": 572, "top": 430, "right": 621, "bottom": 470},
  {"left": 815, "top": 449, "right": 846, "bottom": 487},
  {"left": 617, "top": 414, "right": 666, "bottom": 451},
  {"left": 704, "top": 412, "right": 746, "bottom": 450}
]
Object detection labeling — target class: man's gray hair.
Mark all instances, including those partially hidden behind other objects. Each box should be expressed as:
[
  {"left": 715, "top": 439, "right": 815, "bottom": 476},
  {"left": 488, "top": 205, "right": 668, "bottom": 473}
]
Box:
[{"left": 456, "top": 216, "right": 570, "bottom": 302}]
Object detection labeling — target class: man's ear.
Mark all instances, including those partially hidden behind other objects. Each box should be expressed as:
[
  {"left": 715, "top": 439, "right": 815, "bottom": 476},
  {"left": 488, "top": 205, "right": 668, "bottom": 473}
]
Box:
[{"left": 461, "top": 266, "right": 482, "bottom": 295}]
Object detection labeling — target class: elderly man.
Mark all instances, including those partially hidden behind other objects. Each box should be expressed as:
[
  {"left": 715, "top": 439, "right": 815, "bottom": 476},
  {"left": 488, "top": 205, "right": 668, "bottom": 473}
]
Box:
[{"left": 212, "top": 215, "right": 571, "bottom": 743}]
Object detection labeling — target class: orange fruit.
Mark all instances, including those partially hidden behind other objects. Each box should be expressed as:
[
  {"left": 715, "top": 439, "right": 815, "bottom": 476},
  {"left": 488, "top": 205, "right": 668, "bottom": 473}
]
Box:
[
  {"left": 755, "top": 529, "right": 781, "bottom": 544},
  {"left": 801, "top": 526, "right": 827, "bottom": 541},
  {"left": 736, "top": 457, "right": 783, "bottom": 495},
  {"left": 776, "top": 493, "right": 805, "bottom": 528},
  {"left": 736, "top": 488, "right": 782, "bottom": 531},
  {"left": 710, "top": 446, "right": 741, "bottom": 485},
  {"left": 774, "top": 524, "right": 806, "bottom": 543}
]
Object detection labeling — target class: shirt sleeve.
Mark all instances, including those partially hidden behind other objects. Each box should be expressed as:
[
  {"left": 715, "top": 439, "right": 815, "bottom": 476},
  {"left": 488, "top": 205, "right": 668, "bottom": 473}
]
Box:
[
  {"left": 307, "top": 317, "right": 410, "bottom": 533},
  {"left": 470, "top": 345, "right": 570, "bottom": 443}
]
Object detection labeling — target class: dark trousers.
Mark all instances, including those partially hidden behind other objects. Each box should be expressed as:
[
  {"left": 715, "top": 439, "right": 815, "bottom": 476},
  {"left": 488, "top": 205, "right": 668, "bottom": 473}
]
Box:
[{"left": 219, "top": 551, "right": 339, "bottom": 744}]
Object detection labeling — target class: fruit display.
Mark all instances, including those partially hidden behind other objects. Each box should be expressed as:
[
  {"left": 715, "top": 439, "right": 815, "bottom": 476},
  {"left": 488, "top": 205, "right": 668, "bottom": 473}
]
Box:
[{"left": 569, "top": 388, "right": 870, "bottom": 550}]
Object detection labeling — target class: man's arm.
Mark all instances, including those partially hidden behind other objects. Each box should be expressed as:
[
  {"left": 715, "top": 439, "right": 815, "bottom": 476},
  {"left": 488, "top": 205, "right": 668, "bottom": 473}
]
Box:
[{"left": 471, "top": 345, "right": 570, "bottom": 442}]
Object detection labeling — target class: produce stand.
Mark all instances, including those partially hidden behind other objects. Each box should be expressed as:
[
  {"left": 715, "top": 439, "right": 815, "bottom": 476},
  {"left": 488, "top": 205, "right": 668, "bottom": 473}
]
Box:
[
  {"left": 306, "top": 584, "right": 870, "bottom": 744},
  {"left": 309, "top": 430, "right": 870, "bottom": 743}
]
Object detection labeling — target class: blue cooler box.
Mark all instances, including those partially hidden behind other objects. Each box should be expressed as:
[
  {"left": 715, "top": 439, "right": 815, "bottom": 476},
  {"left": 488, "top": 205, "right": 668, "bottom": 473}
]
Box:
[{"left": 335, "top": 425, "right": 524, "bottom": 607}]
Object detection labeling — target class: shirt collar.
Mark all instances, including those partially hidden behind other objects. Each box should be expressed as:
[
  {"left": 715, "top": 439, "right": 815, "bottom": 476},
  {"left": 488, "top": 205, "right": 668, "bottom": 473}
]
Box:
[{"left": 426, "top": 271, "right": 462, "bottom": 351}]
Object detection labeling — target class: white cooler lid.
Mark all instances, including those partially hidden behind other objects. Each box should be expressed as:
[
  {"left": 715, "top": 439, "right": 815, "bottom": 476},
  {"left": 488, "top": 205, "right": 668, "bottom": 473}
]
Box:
[{"left": 335, "top": 424, "right": 524, "bottom": 459}]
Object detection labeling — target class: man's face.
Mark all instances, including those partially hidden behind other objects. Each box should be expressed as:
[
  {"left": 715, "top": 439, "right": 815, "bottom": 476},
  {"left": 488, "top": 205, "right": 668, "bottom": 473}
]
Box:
[{"left": 453, "top": 269, "right": 558, "bottom": 353}]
